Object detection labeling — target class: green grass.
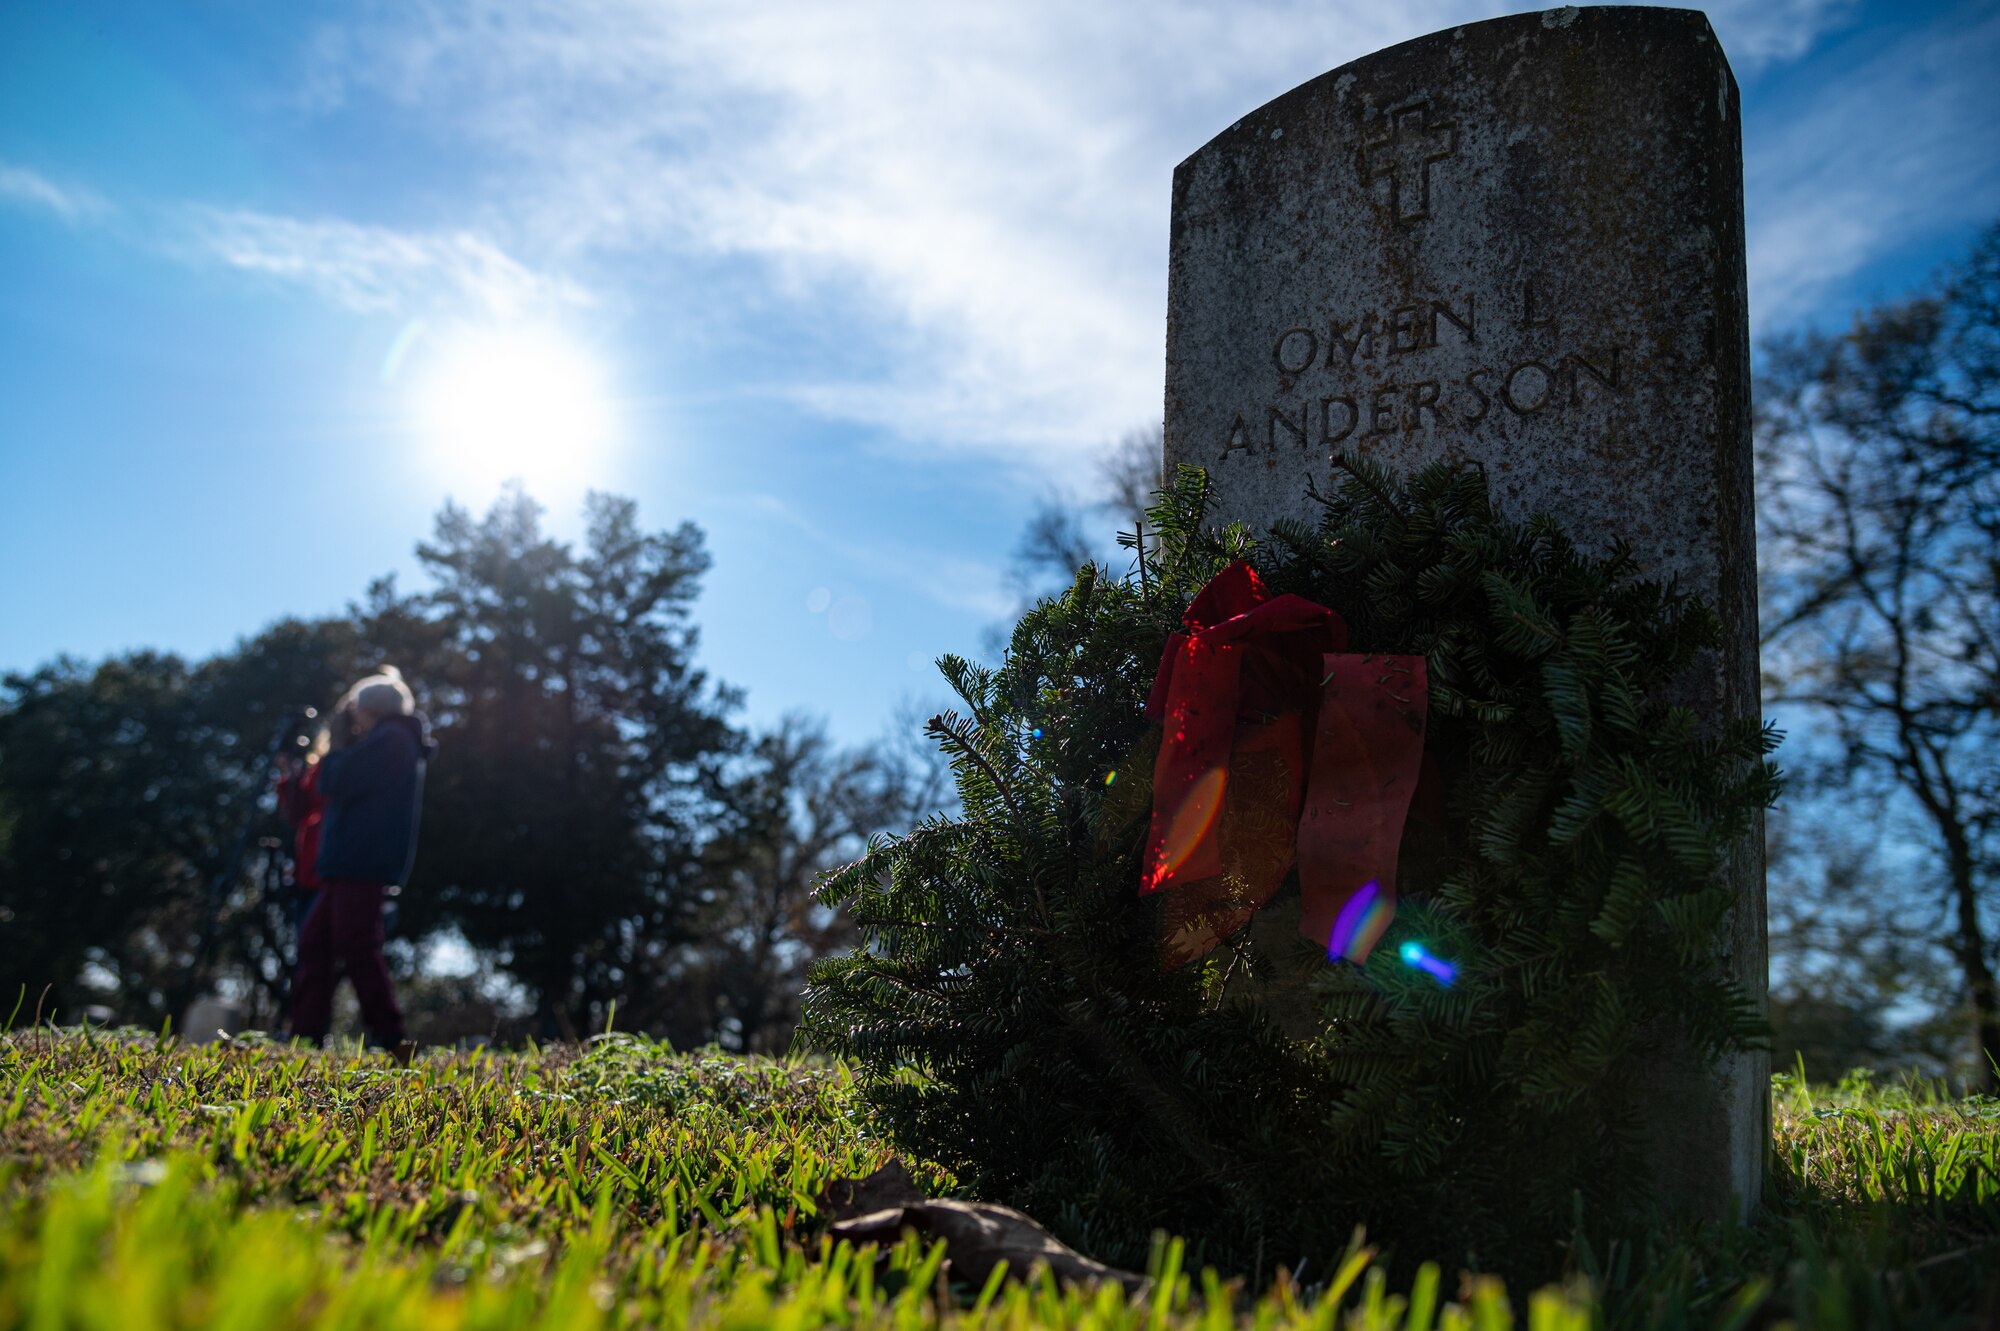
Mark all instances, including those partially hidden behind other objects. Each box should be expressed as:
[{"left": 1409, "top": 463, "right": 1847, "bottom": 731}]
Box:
[{"left": 0, "top": 1032, "right": 1994, "bottom": 1329}]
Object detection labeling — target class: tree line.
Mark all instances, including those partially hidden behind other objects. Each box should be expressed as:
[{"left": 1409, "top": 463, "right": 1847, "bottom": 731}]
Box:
[{"left": 0, "top": 488, "right": 945, "bottom": 1050}]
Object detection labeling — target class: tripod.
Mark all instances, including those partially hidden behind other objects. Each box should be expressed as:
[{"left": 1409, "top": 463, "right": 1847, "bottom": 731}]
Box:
[{"left": 167, "top": 707, "right": 318, "bottom": 1032}]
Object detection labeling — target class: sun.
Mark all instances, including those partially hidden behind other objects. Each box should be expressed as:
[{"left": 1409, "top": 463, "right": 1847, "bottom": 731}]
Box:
[{"left": 412, "top": 325, "right": 617, "bottom": 493}]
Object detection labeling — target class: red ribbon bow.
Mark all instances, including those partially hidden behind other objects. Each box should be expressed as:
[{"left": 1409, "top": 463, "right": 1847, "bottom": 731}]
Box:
[{"left": 1143, "top": 561, "right": 1428, "bottom": 969}]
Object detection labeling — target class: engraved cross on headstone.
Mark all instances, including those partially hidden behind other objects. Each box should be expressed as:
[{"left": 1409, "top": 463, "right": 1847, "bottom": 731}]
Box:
[{"left": 1356, "top": 100, "right": 1457, "bottom": 223}]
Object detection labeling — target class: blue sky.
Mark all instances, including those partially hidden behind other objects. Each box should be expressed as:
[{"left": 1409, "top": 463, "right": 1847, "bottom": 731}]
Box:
[{"left": 3, "top": 0, "right": 1998, "bottom": 748}]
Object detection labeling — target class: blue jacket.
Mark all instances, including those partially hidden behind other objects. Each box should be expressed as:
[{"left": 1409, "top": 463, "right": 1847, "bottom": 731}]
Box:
[{"left": 315, "top": 713, "right": 437, "bottom": 885}]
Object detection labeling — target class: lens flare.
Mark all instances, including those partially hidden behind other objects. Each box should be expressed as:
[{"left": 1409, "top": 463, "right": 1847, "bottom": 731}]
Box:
[
  {"left": 381, "top": 319, "right": 425, "bottom": 384},
  {"left": 1398, "top": 940, "right": 1458, "bottom": 987},
  {"left": 1326, "top": 879, "right": 1394, "bottom": 962},
  {"left": 1147, "top": 765, "right": 1227, "bottom": 888}
]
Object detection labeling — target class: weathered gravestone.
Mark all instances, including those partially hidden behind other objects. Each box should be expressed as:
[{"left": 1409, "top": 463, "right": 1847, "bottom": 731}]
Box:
[{"left": 1163, "top": 6, "right": 1764, "bottom": 1220}]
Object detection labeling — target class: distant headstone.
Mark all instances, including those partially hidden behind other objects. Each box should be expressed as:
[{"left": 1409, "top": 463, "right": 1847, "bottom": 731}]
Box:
[
  {"left": 182, "top": 995, "right": 245, "bottom": 1044},
  {"left": 1164, "top": 6, "right": 1764, "bottom": 1219}
]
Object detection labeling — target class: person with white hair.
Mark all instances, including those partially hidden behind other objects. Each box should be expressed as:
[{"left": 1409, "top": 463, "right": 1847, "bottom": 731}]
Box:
[{"left": 288, "top": 666, "right": 437, "bottom": 1058}]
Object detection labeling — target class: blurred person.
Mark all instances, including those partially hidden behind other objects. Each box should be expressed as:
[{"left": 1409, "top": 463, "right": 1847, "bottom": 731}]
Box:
[
  {"left": 273, "top": 722, "right": 329, "bottom": 1019},
  {"left": 289, "top": 667, "right": 437, "bottom": 1059}
]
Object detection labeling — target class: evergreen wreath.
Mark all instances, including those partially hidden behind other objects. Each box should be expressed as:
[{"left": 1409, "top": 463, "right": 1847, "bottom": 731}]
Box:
[{"left": 802, "top": 457, "right": 1779, "bottom": 1279}]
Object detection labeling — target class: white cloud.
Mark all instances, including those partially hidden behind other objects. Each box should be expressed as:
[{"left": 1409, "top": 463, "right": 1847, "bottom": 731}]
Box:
[
  {"left": 1745, "top": 7, "right": 2000, "bottom": 328},
  {"left": 1701, "top": 0, "right": 1860, "bottom": 68},
  {"left": 180, "top": 207, "right": 588, "bottom": 318},
  {"left": 12, "top": 3, "right": 1876, "bottom": 470},
  {"left": 3, "top": 156, "right": 580, "bottom": 322},
  {"left": 295, "top": 1, "right": 1505, "bottom": 471},
  {"left": 291, "top": 0, "right": 1870, "bottom": 474},
  {"left": 0, "top": 162, "right": 110, "bottom": 223}
]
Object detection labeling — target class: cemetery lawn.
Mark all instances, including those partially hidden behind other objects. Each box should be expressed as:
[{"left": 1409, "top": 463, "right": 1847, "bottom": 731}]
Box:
[{"left": 1, "top": 1033, "right": 1994, "bottom": 1330}]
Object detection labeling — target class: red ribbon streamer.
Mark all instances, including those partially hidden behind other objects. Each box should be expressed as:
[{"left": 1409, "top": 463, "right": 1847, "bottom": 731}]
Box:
[
  {"left": 1299, "top": 652, "right": 1429, "bottom": 963},
  {"left": 1143, "top": 561, "right": 1428, "bottom": 969}
]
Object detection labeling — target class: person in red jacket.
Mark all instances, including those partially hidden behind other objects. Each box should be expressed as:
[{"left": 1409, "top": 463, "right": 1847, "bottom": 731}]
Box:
[{"left": 275, "top": 730, "right": 328, "bottom": 913}]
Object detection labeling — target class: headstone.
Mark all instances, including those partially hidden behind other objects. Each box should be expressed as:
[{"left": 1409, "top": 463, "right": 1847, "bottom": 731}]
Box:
[
  {"left": 182, "top": 994, "right": 245, "bottom": 1043},
  {"left": 1163, "top": 6, "right": 1764, "bottom": 1220}
]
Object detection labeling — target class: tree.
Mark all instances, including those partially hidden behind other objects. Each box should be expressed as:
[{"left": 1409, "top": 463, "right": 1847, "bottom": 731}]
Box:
[
  {"left": 400, "top": 485, "right": 738, "bottom": 1038},
  {"left": 1764, "top": 804, "right": 1965, "bottom": 1079},
  {"left": 1003, "top": 425, "right": 1164, "bottom": 626},
  {"left": 0, "top": 652, "right": 216, "bottom": 1025},
  {"left": 1757, "top": 220, "right": 2000, "bottom": 1089},
  {"left": 1096, "top": 424, "right": 1166, "bottom": 531},
  {"left": 689, "top": 712, "right": 952, "bottom": 1052},
  {"left": 5, "top": 486, "right": 823, "bottom": 1044}
]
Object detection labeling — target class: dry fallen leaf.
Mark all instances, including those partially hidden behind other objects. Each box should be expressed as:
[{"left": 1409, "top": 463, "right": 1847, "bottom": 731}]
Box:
[{"left": 819, "top": 1159, "right": 1147, "bottom": 1296}]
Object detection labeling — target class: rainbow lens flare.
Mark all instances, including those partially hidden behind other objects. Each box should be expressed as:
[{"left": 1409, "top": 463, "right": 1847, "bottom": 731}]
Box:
[
  {"left": 1326, "top": 879, "right": 1394, "bottom": 962},
  {"left": 1398, "top": 940, "right": 1457, "bottom": 987},
  {"left": 380, "top": 318, "right": 425, "bottom": 384}
]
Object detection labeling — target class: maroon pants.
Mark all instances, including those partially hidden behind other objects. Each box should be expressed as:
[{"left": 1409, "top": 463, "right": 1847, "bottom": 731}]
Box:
[{"left": 290, "top": 879, "right": 404, "bottom": 1042}]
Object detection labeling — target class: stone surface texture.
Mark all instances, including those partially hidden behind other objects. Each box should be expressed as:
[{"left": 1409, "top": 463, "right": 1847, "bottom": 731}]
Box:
[{"left": 1164, "top": 5, "right": 1765, "bottom": 1220}]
